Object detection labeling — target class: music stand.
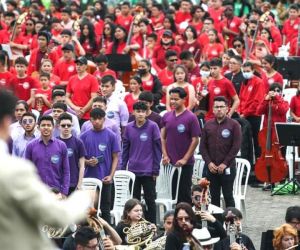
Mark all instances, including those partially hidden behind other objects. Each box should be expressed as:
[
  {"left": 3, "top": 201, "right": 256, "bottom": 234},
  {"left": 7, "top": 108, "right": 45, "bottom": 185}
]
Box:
[
  {"left": 277, "top": 57, "right": 300, "bottom": 81},
  {"left": 272, "top": 122, "right": 300, "bottom": 195}
]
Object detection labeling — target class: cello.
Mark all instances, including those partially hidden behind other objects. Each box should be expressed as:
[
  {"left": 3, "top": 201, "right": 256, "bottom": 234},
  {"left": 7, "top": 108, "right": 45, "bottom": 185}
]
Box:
[{"left": 255, "top": 100, "right": 288, "bottom": 183}]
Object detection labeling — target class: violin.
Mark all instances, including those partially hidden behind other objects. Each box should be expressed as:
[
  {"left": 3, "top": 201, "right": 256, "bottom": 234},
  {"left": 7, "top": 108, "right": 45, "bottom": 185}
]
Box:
[
  {"left": 197, "top": 178, "right": 210, "bottom": 228},
  {"left": 255, "top": 100, "right": 288, "bottom": 183}
]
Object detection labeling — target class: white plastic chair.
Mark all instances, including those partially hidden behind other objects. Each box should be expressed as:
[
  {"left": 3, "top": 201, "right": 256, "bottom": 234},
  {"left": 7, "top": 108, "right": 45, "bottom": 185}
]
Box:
[
  {"left": 82, "top": 178, "right": 103, "bottom": 219},
  {"left": 156, "top": 163, "right": 182, "bottom": 211},
  {"left": 192, "top": 155, "right": 205, "bottom": 184},
  {"left": 111, "top": 170, "right": 135, "bottom": 225},
  {"left": 283, "top": 88, "right": 297, "bottom": 104},
  {"left": 233, "top": 158, "right": 251, "bottom": 220},
  {"left": 285, "top": 145, "right": 300, "bottom": 179}
]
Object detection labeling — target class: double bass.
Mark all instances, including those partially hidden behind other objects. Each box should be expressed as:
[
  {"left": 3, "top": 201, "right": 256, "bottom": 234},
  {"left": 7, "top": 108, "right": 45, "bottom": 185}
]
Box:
[{"left": 255, "top": 100, "right": 288, "bottom": 183}]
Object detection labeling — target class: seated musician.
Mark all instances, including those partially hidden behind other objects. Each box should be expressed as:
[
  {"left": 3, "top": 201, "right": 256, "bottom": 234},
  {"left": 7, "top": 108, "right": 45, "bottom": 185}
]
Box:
[
  {"left": 192, "top": 227, "right": 220, "bottom": 250},
  {"left": 74, "top": 226, "right": 115, "bottom": 250},
  {"left": 153, "top": 210, "right": 174, "bottom": 240},
  {"left": 114, "top": 198, "right": 156, "bottom": 246},
  {"left": 191, "top": 185, "right": 227, "bottom": 240},
  {"left": 273, "top": 224, "right": 299, "bottom": 250},
  {"left": 215, "top": 207, "right": 255, "bottom": 250},
  {"left": 165, "top": 202, "right": 202, "bottom": 250}
]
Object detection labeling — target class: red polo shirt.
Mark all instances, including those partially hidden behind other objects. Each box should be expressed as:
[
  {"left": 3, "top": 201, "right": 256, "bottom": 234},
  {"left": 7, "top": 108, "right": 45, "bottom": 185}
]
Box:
[{"left": 53, "top": 59, "right": 77, "bottom": 81}]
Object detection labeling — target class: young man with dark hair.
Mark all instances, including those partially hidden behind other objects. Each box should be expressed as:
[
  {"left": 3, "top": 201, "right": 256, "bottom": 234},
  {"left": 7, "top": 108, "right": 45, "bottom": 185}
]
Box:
[
  {"left": 282, "top": 4, "right": 300, "bottom": 45},
  {"left": 224, "top": 55, "right": 244, "bottom": 95},
  {"left": 80, "top": 108, "right": 120, "bottom": 223},
  {"left": 10, "top": 100, "right": 30, "bottom": 141},
  {"left": 122, "top": 101, "right": 162, "bottom": 223},
  {"left": 179, "top": 50, "right": 200, "bottom": 82},
  {"left": 27, "top": 31, "right": 58, "bottom": 75},
  {"left": 25, "top": 115, "right": 70, "bottom": 198},
  {"left": 66, "top": 56, "right": 99, "bottom": 125},
  {"left": 93, "top": 54, "right": 117, "bottom": 80},
  {"left": 206, "top": 58, "right": 240, "bottom": 120},
  {"left": 128, "top": 91, "right": 162, "bottom": 128},
  {"left": 216, "top": 207, "right": 255, "bottom": 250},
  {"left": 9, "top": 56, "right": 40, "bottom": 103},
  {"left": 200, "top": 96, "right": 241, "bottom": 208},
  {"left": 12, "top": 112, "right": 39, "bottom": 157},
  {"left": 53, "top": 43, "right": 77, "bottom": 85},
  {"left": 58, "top": 113, "right": 86, "bottom": 194},
  {"left": 286, "top": 206, "right": 300, "bottom": 235},
  {"left": 100, "top": 75, "right": 129, "bottom": 133},
  {"left": 115, "top": 1, "right": 133, "bottom": 32},
  {"left": 158, "top": 50, "right": 177, "bottom": 105},
  {"left": 238, "top": 62, "right": 264, "bottom": 160},
  {"left": 161, "top": 87, "right": 201, "bottom": 204}
]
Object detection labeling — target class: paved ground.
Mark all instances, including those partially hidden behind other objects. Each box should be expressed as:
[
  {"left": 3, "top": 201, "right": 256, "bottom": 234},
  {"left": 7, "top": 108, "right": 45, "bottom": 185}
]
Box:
[{"left": 242, "top": 185, "right": 300, "bottom": 249}]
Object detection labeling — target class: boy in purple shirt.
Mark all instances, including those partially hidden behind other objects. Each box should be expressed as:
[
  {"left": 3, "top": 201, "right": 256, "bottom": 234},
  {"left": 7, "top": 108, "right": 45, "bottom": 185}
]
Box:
[
  {"left": 122, "top": 102, "right": 162, "bottom": 223},
  {"left": 25, "top": 115, "right": 70, "bottom": 198},
  {"left": 80, "top": 108, "right": 120, "bottom": 223},
  {"left": 58, "top": 113, "right": 86, "bottom": 194},
  {"left": 161, "top": 87, "right": 200, "bottom": 204}
]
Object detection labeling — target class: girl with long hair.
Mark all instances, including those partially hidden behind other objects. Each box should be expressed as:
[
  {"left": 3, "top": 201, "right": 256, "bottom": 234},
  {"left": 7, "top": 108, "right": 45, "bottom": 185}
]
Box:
[
  {"left": 79, "top": 21, "right": 99, "bottom": 60},
  {"left": 201, "top": 29, "right": 224, "bottom": 61}
]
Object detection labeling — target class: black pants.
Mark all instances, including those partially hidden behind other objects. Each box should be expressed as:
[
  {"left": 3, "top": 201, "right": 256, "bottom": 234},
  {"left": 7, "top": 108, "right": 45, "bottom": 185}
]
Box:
[
  {"left": 133, "top": 176, "right": 156, "bottom": 224},
  {"left": 207, "top": 166, "right": 236, "bottom": 208},
  {"left": 246, "top": 116, "right": 262, "bottom": 159},
  {"left": 177, "top": 164, "right": 193, "bottom": 205},
  {"left": 100, "top": 183, "right": 112, "bottom": 223}
]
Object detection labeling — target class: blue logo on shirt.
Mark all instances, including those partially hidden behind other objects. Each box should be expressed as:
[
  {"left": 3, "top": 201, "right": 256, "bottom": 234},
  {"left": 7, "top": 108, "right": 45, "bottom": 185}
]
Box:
[
  {"left": 98, "top": 143, "right": 107, "bottom": 152},
  {"left": 51, "top": 155, "right": 60, "bottom": 164},
  {"left": 140, "top": 132, "right": 148, "bottom": 141},
  {"left": 221, "top": 129, "right": 231, "bottom": 138},
  {"left": 67, "top": 148, "right": 74, "bottom": 157},
  {"left": 177, "top": 124, "right": 185, "bottom": 133},
  {"left": 107, "top": 111, "right": 115, "bottom": 119}
]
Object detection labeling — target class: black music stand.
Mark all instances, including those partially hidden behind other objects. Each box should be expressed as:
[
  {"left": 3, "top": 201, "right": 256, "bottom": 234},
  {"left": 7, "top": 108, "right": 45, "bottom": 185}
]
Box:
[
  {"left": 277, "top": 57, "right": 300, "bottom": 81},
  {"left": 272, "top": 122, "right": 300, "bottom": 195}
]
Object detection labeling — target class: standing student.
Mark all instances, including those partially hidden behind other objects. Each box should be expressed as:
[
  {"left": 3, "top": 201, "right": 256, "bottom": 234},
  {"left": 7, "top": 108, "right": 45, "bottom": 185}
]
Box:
[
  {"left": 58, "top": 113, "right": 86, "bottom": 194},
  {"left": 200, "top": 96, "right": 241, "bottom": 208},
  {"left": 80, "top": 108, "right": 120, "bottom": 223},
  {"left": 122, "top": 102, "right": 162, "bottom": 223},
  {"left": 25, "top": 115, "right": 70, "bottom": 198},
  {"left": 161, "top": 87, "right": 200, "bottom": 204}
]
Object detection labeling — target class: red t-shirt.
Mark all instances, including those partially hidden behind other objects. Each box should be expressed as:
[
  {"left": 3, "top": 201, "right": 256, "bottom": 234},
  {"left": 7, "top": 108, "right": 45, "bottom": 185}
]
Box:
[
  {"left": 290, "top": 95, "right": 300, "bottom": 117},
  {"left": 124, "top": 93, "right": 139, "bottom": 113},
  {"left": 9, "top": 75, "right": 40, "bottom": 101},
  {"left": 34, "top": 87, "right": 52, "bottom": 113},
  {"left": 106, "top": 41, "right": 127, "bottom": 54},
  {"left": 220, "top": 16, "right": 242, "bottom": 48},
  {"left": 282, "top": 18, "right": 300, "bottom": 45},
  {"left": 0, "top": 71, "right": 13, "bottom": 89},
  {"left": 151, "top": 14, "right": 165, "bottom": 30},
  {"left": 152, "top": 45, "right": 181, "bottom": 71},
  {"left": 93, "top": 69, "right": 117, "bottom": 80},
  {"left": 202, "top": 43, "right": 224, "bottom": 61},
  {"left": 175, "top": 11, "right": 192, "bottom": 25},
  {"left": 189, "top": 20, "right": 203, "bottom": 36},
  {"left": 66, "top": 74, "right": 99, "bottom": 119},
  {"left": 53, "top": 59, "right": 77, "bottom": 81},
  {"left": 197, "top": 32, "right": 224, "bottom": 50},
  {"left": 158, "top": 68, "right": 174, "bottom": 104},
  {"left": 142, "top": 75, "right": 154, "bottom": 92},
  {"left": 115, "top": 15, "right": 133, "bottom": 32},
  {"left": 264, "top": 71, "right": 283, "bottom": 92},
  {"left": 208, "top": 7, "right": 224, "bottom": 32},
  {"left": 206, "top": 77, "right": 237, "bottom": 120},
  {"left": 181, "top": 40, "right": 201, "bottom": 63},
  {"left": 94, "top": 19, "right": 104, "bottom": 37}
]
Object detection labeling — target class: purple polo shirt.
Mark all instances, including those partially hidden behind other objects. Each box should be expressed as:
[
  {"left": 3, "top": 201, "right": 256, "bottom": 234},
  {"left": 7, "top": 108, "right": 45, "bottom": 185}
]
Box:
[
  {"left": 25, "top": 137, "right": 70, "bottom": 195},
  {"left": 58, "top": 136, "right": 86, "bottom": 188},
  {"left": 80, "top": 128, "right": 120, "bottom": 180},
  {"left": 161, "top": 110, "right": 201, "bottom": 165},
  {"left": 122, "top": 120, "right": 162, "bottom": 176},
  {"left": 200, "top": 117, "right": 241, "bottom": 167}
]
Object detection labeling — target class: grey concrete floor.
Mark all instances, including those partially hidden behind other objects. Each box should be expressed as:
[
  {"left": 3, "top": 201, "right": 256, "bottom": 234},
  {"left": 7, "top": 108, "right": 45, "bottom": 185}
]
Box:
[{"left": 242, "top": 186, "right": 300, "bottom": 249}]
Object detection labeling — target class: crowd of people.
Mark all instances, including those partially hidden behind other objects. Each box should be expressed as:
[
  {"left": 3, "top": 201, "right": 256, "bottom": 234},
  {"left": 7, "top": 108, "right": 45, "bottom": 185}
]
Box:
[{"left": 1, "top": 0, "right": 300, "bottom": 249}]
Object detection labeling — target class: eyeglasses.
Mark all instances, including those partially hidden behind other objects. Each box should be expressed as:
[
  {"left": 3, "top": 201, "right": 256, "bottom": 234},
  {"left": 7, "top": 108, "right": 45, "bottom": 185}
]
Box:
[
  {"left": 60, "top": 124, "right": 72, "bottom": 128},
  {"left": 22, "top": 119, "right": 34, "bottom": 125},
  {"left": 177, "top": 216, "right": 190, "bottom": 222},
  {"left": 193, "top": 195, "right": 201, "bottom": 201},
  {"left": 233, "top": 44, "right": 242, "bottom": 48},
  {"left": 168, "top": 58, "right": 178, "bottom": 62},
  {"left": 213, "top": 105, "right": 226, "bottom": 109},
  {"left": 274, "top": 89, "right": 281, "bottom": 93}
]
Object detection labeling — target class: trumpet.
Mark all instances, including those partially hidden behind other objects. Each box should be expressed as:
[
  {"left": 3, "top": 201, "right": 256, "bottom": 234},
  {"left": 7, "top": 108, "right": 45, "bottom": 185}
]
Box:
[{"left": 123, "top": 218, "right": 154, "bottom": 247}]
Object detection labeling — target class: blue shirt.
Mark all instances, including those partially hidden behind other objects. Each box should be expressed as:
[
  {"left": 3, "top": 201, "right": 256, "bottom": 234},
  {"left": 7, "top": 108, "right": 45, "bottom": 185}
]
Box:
[
  {"left": 12, "top": 131, "right": 40, "bottom": 157},
  {"left": 25, "top": 137, "right": 70, "bottom": 195}
]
